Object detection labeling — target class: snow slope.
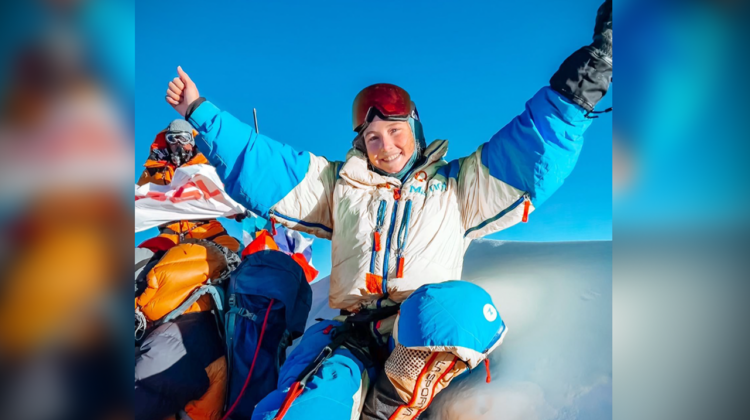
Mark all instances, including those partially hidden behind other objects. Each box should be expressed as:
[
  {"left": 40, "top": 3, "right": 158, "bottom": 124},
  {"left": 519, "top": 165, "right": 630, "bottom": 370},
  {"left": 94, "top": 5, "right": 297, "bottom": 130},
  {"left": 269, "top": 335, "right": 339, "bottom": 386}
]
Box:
[{"left": 305, "top": 239, "right": 612, "bottom": 420}]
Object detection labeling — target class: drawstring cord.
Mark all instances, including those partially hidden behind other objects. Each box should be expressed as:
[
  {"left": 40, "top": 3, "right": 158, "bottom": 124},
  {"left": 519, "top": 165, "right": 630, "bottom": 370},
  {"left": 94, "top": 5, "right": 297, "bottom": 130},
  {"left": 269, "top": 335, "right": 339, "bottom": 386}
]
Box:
[{"left": 585, "top": 107, "right": 613, "bottom": 119}]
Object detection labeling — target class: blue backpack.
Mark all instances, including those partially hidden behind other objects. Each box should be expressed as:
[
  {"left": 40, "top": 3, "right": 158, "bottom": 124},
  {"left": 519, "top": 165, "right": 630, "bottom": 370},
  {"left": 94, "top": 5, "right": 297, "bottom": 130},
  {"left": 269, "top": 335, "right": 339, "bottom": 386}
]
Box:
[{"left": 223, "top": 249, "right": 312, "bottom": 420}]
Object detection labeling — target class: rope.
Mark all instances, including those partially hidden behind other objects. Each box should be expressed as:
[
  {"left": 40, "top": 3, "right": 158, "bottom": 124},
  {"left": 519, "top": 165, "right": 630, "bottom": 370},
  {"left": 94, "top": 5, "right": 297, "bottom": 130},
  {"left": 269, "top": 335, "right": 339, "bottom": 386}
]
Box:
[{"left": 135, "top": 308, "right": 147, "bottom": 341}]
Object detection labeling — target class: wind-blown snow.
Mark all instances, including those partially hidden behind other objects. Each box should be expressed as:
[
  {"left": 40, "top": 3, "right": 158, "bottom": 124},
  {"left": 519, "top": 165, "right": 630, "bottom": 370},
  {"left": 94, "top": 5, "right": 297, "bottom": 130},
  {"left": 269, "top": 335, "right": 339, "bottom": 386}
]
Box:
[{"left": 304, "top": 239, "right": 612, "bottom": 420}]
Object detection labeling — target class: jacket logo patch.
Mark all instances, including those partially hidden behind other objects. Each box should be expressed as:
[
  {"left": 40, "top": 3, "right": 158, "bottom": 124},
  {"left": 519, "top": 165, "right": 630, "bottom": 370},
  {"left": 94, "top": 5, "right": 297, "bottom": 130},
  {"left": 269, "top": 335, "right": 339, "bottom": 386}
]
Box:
[
  {"left": 409, "top": 182, "right": 446, "bottom": 196},
  {"left": 483, "top": 304, "right": 498, "bottom": 322},
  {"left": 414, "top": 171, "right": 427, "bottom": 182}
]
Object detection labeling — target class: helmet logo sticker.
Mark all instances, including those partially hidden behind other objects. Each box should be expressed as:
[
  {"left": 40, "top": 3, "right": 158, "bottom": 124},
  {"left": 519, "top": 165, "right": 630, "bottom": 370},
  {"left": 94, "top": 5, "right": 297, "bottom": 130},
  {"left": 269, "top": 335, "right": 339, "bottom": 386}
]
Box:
[{"left": 483, "top": 303, "right": 497, "bottom": 322}]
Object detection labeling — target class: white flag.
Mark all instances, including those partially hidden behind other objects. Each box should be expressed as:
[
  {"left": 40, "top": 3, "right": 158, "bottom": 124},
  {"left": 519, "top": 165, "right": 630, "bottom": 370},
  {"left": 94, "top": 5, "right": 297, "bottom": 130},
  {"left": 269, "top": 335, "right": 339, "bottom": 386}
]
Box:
[{"left": 135, "top": 164, "right": 248, "bottom": 232}]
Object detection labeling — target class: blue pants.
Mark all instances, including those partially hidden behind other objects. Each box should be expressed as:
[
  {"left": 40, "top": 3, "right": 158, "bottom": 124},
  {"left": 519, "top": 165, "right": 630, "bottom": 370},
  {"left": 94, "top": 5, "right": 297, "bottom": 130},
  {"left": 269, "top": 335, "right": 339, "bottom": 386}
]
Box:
[
  {"left": 251, "top": 320, "right": 369, "bottom": 420},
  {"left": 252, "top": 281, "right": 505, "bottom": 420}
]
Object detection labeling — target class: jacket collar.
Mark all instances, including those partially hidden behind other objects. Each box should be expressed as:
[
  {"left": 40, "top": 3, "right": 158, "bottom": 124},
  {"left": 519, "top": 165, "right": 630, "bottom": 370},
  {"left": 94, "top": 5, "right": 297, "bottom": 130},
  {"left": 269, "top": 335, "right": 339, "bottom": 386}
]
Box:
[{"left": 338, "top": 140, "right": 449, "bottom": 188}]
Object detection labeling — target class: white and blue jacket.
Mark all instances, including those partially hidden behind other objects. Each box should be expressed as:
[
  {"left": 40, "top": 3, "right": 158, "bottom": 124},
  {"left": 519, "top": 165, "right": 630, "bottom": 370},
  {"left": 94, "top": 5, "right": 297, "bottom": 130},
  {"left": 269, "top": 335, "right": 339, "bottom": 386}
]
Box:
[{"left": 187, "top": 87, "right": 592, "bottom": 311}]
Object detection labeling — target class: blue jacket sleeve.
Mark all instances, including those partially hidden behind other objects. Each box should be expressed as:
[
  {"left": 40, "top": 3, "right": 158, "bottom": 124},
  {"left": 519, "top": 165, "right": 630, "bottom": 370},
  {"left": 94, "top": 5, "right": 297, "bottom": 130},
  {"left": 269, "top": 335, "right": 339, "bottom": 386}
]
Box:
[
  {"left": 481, "top": 86, "right": 593, "bottom": 207},
  {"left": 187, "top": 101, "right": 313, "bottom": 218}
]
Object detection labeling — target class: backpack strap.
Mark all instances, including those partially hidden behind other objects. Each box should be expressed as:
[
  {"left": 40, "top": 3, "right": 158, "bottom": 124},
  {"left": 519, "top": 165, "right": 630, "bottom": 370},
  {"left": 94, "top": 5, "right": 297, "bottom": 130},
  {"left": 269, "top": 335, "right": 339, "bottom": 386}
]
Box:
[
  {"left": 221, "top": 298, "right": 276, "bottom": 420},
  {"left": 154, "top": 285, "right": 226, "bottom": 330},
  {"left": 223, "top": 291, "right": 264, "bottom": 404}
]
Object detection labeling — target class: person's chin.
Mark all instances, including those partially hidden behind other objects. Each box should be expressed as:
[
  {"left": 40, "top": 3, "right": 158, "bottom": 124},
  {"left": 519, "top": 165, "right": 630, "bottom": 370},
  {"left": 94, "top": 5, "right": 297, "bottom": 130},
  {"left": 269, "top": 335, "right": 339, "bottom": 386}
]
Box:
[{"left": 382, "top": 161, "right": 408, "bottom": 175}]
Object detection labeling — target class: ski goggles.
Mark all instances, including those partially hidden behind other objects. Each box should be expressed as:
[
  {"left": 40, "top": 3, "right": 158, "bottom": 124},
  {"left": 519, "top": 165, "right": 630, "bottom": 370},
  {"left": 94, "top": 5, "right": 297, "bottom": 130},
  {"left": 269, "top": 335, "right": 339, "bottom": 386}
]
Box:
[
  {"left": 165, "top": 131, "right": 194, "bottom": 145},
  {"left": 352, "top": 83, "right": 417, "bottom": 132}
]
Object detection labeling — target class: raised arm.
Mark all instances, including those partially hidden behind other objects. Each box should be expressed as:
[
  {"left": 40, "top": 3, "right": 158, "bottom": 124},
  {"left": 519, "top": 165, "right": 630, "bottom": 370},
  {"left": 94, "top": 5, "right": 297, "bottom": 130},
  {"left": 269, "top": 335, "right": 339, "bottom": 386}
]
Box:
[
  {"left": 166, "top": 67, "right": 339, "bottom": 238},
  {"left": 457, "top": 0, "right": 612, "bottom": 239}
]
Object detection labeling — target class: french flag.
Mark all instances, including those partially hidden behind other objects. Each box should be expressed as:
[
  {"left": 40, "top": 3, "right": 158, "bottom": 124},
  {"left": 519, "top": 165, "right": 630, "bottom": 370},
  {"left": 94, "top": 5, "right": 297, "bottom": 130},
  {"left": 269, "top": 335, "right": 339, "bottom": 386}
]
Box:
[{"left": 240, "top": 218, "right": 318, "bottom": 283}]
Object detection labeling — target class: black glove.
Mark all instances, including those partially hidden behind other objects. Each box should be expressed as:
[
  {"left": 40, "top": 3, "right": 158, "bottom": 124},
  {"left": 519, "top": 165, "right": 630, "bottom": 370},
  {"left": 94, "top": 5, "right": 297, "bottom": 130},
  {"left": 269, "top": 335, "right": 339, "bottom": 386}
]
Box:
[
  {"left": 593, "top": 0, "right": 613, "bottom": 59},
  {"left": 550, "top": 0, "right": 612, "bottom": 113},
  {"left": 232, "top": 209, "right": 253, "bottom": 222}
]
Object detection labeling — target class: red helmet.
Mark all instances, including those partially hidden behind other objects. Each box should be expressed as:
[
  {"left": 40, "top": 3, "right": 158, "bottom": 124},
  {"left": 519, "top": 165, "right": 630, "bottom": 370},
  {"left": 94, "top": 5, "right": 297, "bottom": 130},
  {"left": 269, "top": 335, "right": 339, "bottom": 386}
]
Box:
[{"left": 352, "top": 83, "right": 419, "bottom": 132}]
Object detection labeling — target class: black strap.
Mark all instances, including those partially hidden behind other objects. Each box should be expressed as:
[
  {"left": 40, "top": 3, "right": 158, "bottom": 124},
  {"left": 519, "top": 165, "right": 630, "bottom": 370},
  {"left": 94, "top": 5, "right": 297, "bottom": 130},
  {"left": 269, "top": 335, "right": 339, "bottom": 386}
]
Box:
[
  {"left": 294, "top": 325, "right": 352, "bottom": 386},
  {"left": 585, "top": 107, "right": 613, "bottom": 119},
  {"left": 292, "top": 304, "right": 401, "bottom": 384},
  {"left": 345, "top": 304, "right": 401, "bottom": 326}
]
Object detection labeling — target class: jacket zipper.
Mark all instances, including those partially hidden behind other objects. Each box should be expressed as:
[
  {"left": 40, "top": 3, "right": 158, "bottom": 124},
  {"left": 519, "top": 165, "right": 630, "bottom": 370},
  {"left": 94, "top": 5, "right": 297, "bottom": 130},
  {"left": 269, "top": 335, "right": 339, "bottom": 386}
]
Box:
[
  {"left": 382, "top": 189, "right": 402, "bottom": 296},
  {"left": 382, "top": 201, "right": 399, "bottom": 295},
  {"left": 395, "top": 200, "right": 413, "bottom": 278},
  {"left": 374, "top": 141, "right": 448, "bottom": 291},
  {"left": 370, "top": 200, "right": 387, "bottom": 274}
]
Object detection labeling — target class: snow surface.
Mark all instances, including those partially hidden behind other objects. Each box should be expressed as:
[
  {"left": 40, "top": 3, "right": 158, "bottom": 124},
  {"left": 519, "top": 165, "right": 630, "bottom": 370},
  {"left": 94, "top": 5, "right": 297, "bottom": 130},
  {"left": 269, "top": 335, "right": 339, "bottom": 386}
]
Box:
[{"left": 304, "top": 239, "right": 612, "bottom": 420}]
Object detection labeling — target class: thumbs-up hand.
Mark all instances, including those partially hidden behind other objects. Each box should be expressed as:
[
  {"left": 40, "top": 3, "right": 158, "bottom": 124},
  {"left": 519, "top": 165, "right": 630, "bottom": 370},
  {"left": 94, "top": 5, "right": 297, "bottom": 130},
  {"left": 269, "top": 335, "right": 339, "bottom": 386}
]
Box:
[{"left": 166, "top": 66, "right": 200, "bottom": 117}]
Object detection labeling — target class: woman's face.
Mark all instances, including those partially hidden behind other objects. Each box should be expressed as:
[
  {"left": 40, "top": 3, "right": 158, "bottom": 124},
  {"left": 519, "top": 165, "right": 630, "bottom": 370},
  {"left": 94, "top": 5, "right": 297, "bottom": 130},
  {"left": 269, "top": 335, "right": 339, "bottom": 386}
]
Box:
[{"left": 362, "top": 116, "right": 415, "bottom": 174}]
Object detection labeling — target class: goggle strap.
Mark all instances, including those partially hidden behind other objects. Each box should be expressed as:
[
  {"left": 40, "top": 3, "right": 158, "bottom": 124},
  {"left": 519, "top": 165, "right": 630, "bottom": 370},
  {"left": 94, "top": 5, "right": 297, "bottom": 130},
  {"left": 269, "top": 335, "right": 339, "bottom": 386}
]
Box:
[{"left": 355, "top": 107, "right": 413, "bottom": 133}]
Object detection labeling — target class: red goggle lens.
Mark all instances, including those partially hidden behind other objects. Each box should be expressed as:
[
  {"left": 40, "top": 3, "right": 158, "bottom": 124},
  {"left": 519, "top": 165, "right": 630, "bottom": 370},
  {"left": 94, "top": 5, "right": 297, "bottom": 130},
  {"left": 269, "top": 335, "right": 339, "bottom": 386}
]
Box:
[{"left": 352, "top": 83, "right": 412, "bottom": 132}]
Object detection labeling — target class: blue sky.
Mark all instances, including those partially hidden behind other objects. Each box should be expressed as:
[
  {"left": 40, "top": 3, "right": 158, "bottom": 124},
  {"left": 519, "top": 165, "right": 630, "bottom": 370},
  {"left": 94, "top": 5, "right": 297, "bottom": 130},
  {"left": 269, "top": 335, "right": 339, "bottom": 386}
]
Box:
[{"left": 136, "top": 0, "right": 612, "bottom": 276}]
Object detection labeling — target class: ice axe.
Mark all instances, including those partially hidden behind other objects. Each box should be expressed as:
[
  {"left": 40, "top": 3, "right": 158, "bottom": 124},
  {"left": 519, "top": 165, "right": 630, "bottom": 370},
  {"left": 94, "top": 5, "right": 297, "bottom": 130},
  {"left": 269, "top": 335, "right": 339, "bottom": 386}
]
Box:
[{"left": 253, "top": 108, "right": 259, "bottom": 134}]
